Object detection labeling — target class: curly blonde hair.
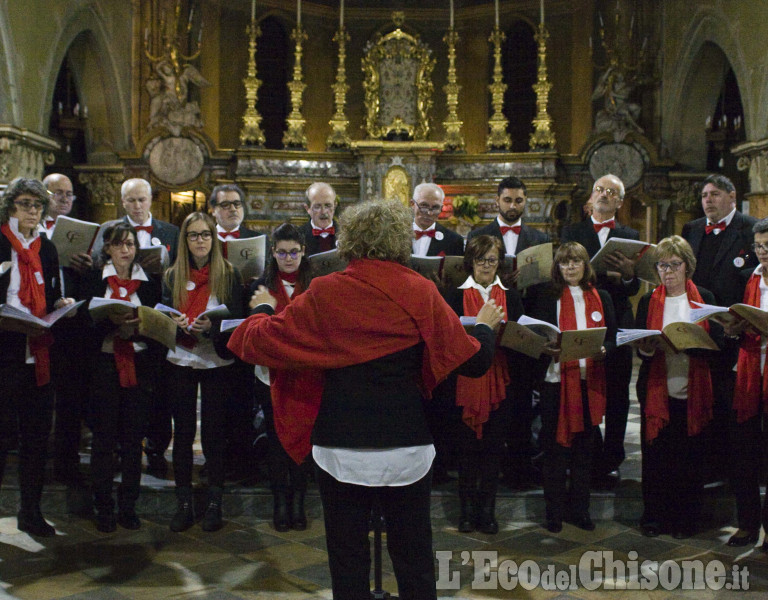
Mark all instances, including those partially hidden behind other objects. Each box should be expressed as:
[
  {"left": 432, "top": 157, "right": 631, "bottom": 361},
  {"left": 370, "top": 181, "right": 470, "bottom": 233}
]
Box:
[{"left": 338, "top": 199, "right": 412, "bottom": 265}]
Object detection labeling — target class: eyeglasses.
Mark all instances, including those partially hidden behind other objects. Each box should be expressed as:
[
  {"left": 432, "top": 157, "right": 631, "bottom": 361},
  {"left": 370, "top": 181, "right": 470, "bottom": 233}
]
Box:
[
  {"left": 752, "top": 243, "right": 768, "bottom": 253},
  {"left": 558, "top": 260, "right": 583, "bottom": 269},
  {"left": 13, "top": 200, "right": 44, "bottom": 212},
  {"left": 415, "top": 203, "right": 442, "bottom": 215},
  {"left": 593, "top": 185, "right": 621, "bottom": 198},
  {"left": 51, "top": 190, "right": 76, "bottom": 201},
  {"left": 186, "top": 230, "right": 213, "bottom": 241},
  {"left": 474, "top": 257, "right": 499, "bottom": 267},
  {"left": 216, "top": 200, "right": 242, "bottom": 210},
  {"left": 655, "top": 261, "right": 685, "bottom": 272},
  {"left": 309, "top": 204, "right": 334, "bottom": 212},
  {"left": 109, "top": 240, "right": 136, "bottom": 250},
  {"left": 275, "top": 249, "right": 302, "bottom": 260}
]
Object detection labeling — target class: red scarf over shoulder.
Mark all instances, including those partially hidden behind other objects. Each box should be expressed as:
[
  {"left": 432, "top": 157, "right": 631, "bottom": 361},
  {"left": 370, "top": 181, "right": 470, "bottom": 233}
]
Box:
[
  {"left": 455, "top": 284, "right": 509, "bottom": 438},
  {"left": 644, "top": 279, "right": 714, "bottom": 442},
  {"left": 227, "top": 259, "right": 482, "bottom": 464},
  {"left": 557, "top": 286, "right": 606, "bottom": 447},
  {"left": 106, "top": 274, "right": 142, "bottom": 388},
  {"left": 1, "top": 223, "right": 52, "bottom": 386},
  {"left": 733, "top": 272, "right": 768, "bottom": 423}
]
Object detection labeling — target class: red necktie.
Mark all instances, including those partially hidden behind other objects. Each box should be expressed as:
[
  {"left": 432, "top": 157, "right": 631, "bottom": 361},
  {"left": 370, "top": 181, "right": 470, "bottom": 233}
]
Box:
[
  {"left": 219, "top": 230, "right": 240, "bottom": 239},
  {"left": 500, "top": 225, "right": 522, "bottom": 235},
  {"left": 414, "top": 229, "right": 436, "bottom": 240},
  {"left": 593, "top": 220, "right": 615, "bottom": 232},
  {"left": 134, "top": 225, "right": 154, "bottom": 234},
  {"left": 45, "top": 219, "right": 55, "bottom": 230},
  {"left": 705, "top": 221, "right": 726, "bottom": 235},
  {"left": 312, "top": 227, "right": 335, "bottom": 237}
]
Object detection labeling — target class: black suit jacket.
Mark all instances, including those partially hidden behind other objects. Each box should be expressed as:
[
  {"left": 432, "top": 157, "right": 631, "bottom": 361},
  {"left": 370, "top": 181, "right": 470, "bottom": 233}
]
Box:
[
  {"left": 300, "top": 220, "right": 338, "bottom": 256},
  {"left": 560, "top": 219, "right": 640, "bottom": 328},
  {"left": 681, "top": 211, "right": 758, "bottom": 307},
  {"left": 92, "top": 216, "right": 180, "bottom": 265},
  {"left": 423, "top": 223, "right": 465, "bottom": 257},
  {"left": 467, "top": 219, "right": 551, "bottom": 255}
]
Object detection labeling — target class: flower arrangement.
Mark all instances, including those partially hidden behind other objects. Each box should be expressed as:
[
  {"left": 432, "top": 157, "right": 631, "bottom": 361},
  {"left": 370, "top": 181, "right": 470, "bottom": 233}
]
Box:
[{"left": 449, "top": 195, "right": 481, "bottom": 225}]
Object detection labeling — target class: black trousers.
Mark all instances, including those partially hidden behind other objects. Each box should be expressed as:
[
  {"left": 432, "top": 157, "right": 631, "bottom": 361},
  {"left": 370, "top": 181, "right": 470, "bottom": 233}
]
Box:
[
  {"left": 594, "top": 345, "right": 632, "bottom": 473},
  {"left": 0, "top": 362, "right": 54, "bottom": 511},
  {"left": 641, "top": 398, "right": 704, "bottom": 530},
  {"left": 89, "top": 352, "right": 154, "bottom": 513},
  {"left": 316, "top": 466, "right": 436, "bottom": 600},
  {"left": 730, "top": 412, "right": 768, "bottom": 532},
  {"left": 539, "top": 381, "right": 594, "bottom": 522},
  {"left": 165, "top": 362, "right": 233, "bottom": 489}
]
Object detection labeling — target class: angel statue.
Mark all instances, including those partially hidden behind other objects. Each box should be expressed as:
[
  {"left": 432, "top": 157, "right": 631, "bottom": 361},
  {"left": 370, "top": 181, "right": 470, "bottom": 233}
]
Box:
[
  {"left": 592, "top": 66, "right": 643, "bottom": 142},
  {"left": 147, "top": 52, "right": 210, "bottom": 135}
]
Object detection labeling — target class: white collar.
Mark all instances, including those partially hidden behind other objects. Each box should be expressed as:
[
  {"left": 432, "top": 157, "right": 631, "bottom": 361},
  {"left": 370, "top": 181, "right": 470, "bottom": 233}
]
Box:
[
  {"left": 102, "top": 261, "right": 149, "bottom": 282},
  {"left": 310, "top": 219, "right": 333, "bottom": 230},
  {"left": 708, "top": 207, "right": 737, "bottom": 227},
  {"left": 126, "top": 214, "right": 153, "bottom": 228},
  {"left": 413, "top": 222, "right": 436, "bottom": 232},
  {"left": 590, "top": 215, "right": 616, "bottom": 225},
  {"left": 8, "top": 216, "right": 39, "bottom": 246},
  {"left": 458, "top": 274, "right": 508, "bottom": 292},
  {"left": 496, "top": 216, "right": 522, "bottom": 229},
  {"left": 216, "top": 223, "right": 240, "bottom": 234}
]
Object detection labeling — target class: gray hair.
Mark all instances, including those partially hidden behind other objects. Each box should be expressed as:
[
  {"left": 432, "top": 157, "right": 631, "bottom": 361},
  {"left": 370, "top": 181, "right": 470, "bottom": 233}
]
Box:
[
  {"left": 0, "top": 178, "right": 49, "bottom": 223},
  {"left": 412, "top": 182, "right": 445, "bottom": 203},
  {"left": 753, "top": 217, "right": 768, "bottom": 235},
  {"left": 121, "top": 178, "right": 152, "bottom": 199}
]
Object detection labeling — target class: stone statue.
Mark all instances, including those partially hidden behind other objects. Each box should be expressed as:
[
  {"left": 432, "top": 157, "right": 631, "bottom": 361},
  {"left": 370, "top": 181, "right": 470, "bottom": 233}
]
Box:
[
  {"left": 592, "top": 66, "right": 643, "bottom": 142},
  {"left": 147, "top": 54, "right": 210, "bottom": 136}
]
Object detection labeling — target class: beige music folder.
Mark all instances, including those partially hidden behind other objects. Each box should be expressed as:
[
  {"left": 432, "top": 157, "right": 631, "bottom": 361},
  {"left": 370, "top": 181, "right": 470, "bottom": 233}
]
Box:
[
  {"left": 514, "top": 242, "right": 553, "bottom": 290},
  {"left": 559, "top": 327, "right": 607, "bottom": 362},
  {"left": 49, "top": 216, "right": 99, "bottom": 268},
  {"left": 227, "top": 235, "right": 267, "bottom": 282}
]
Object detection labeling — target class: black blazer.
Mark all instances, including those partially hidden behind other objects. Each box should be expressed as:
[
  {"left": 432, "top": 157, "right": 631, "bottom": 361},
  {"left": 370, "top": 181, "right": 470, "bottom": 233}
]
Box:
[
  {"left": 300, "top": 220, "right": 338, "bottom": 256},
  {"left": 92, "top": 217, "right": 181, "bottom": 265},
  {"left": 681, "top": 211, "right": 758, "bottom": 307},
  {"left": 424, "top": 223, "right": 465, "bottom": 257},
  {"left": 467, "top": 219, "right": 551, "bottom": 255},
  {"left": 0, "top": 233, "right": 63, "bottom": 363},
  {"left": 560, "top": 218, "right": 640, "bottom": 328}
]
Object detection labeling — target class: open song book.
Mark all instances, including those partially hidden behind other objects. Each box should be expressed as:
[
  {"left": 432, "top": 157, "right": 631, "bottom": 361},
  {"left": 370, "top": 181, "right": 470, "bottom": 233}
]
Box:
[
  {"left": 88, "top": 298, "right": 178, "bottom": 350},
  {"left": 617, "top": 322, "right": 718, "bottom": 352},
  {"left": 0, "top": 300, "right": 85, "bottom": 336},
  {"left": 690, "top": 301, "right": 768, "bottom": 337}
]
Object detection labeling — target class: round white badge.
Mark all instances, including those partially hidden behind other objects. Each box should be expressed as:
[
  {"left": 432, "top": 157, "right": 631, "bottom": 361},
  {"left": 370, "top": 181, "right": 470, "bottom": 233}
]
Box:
[
  {"left": 591, "top": 311, "right": 602, "bottom": 322},
  {"left": 734, "top": 257, "right": 745, "bottom": 268},
  {"left": 186, "top": 280, "right": 196, "bottom": 291},
  {"left": 118, "top": 287, "right": 128, "bottom": 297},
  {"left": 435, "top": 231, "right": 444, "bottom": 241},
  {"left": 151, "top": 237, "right": 161, "bottom": 246}
]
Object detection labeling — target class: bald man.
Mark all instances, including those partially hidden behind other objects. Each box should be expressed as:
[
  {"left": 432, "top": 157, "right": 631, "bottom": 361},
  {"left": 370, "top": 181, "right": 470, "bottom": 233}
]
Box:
[{"left": 300, "top": 182, "right": 338, "bottom": 256}]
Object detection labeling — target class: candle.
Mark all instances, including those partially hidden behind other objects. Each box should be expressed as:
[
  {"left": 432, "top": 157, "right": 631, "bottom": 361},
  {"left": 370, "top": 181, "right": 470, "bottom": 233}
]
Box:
[
  {"left": 251, "top": 0, "right": 255, "bottom": 22},
  {"left": 188, "top": 6, "right": 194, "bottom": 27},
  {"left": 340, "top": 0, "right": 344, "bottom": 28},
  {"left": 144, "top": 27, "right": 148, "bottom": 44},
  {"left": 494, "top": 0, "right": 499, "bottom": 28},
  {"left": 297, "top": 0, "right": 301, "bottom": 27},
  {"left": 540, "top": 0, "right": 544, "bottom": 25},
  {"left": 598, "top": 11, "right": 604, "bottom": 27},
  {"left": 589, "top": 36, "right": 592, "bottom": 50},
  {"left": 450, "top": 0, "right": 454, "bottom": 29}
]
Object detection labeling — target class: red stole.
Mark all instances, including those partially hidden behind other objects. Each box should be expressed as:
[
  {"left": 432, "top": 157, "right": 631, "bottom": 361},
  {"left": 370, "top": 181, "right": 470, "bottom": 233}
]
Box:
[
  {"left": 455, "top": 285, "right": 509, "bottom": 438},
  {"left": 180, "top": 266, "right": 210, "bottom": 322},
  {"left": 1, "top": 223, "right": 52, "bottom": 386},
  {"left": 228, "top": 259, "right": 481, "bottom": 463},
  {"left": 271, "top": 272, "right": 302, "bottom": 314},
  {"left": 644, "top": 279, "right": 714, "bottom": 442},
  {"left": 106, "top": 274, "right": 142, "bottom": 388},
  {"left": 556, "top": 286, "right": 607, "bottom": 447},
  {"left": 733, "top": 272, "right": 768, "bottom": 423}
]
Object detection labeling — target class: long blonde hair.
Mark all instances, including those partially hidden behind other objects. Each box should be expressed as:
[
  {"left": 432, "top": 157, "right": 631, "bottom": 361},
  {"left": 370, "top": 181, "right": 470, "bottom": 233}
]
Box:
[{"left": 165, "top": 212, "right": 234, "bottom": 308}]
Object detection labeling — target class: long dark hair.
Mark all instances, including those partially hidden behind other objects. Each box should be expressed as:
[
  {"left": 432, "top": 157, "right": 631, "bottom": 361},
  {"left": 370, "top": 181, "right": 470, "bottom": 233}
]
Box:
[{"left": 264, "top": 223, "right": 312, "bottom": 292}]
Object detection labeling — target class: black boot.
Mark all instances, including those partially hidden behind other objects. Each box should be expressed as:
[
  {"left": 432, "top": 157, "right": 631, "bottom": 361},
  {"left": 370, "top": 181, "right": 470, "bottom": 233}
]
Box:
[
  {"left": 477, "top": 495, "right": 499, "bottom": 535},
  {"left": 291, "top": 491, "right": 307, "bottom": 531},
  {"left": 201, "top": 486, "right": 223, "bottom": 532},
  {"left": 18, "top": 506, "right": 55, "bottom": 537},
  {"left": 169, "top": 487, "right": 195, "bottom": 532},
  {"left": 273, "top": 492, "right": 290, "bottom": 532},
  {"left": 458, "top": 494, "right": 475, "bottom": 533}
]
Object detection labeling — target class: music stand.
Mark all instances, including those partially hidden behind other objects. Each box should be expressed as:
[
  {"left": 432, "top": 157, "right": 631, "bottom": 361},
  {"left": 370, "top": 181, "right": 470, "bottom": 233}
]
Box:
[{"left": 370, "top": 505, "right": 398, "bottom": 599}]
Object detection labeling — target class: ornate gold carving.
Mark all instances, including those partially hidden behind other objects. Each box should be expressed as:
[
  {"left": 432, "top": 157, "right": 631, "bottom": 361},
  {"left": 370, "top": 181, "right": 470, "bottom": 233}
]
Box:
[
  {"left": 327, "top": 27, "right": 351, "bottom": 149},
  {"left": 529, "top": 23, "right": 556, "bottom": 150},
  {"left": 487, "top": 27, "right": 511, "bottom": 151},
  {"left": 240, "top": 20, "right": 266, "bottom": 146},
  {"left": 283, "top": 26, "right": 308, "bottom": 149},
  {"left": 362, "top": 25, "right": 435, "bottom": 140},
  {"left": 383, "top": 166, "right": 411, "bottom": 206},
  {"left": 0, "top": 126, "right": 58, "bottom": 185},
  {"left": 442, "top": 28, "right": 465, "bottom": 152},
  {"left": 77, "top": 168, "right": 124, "bottom": 207}
]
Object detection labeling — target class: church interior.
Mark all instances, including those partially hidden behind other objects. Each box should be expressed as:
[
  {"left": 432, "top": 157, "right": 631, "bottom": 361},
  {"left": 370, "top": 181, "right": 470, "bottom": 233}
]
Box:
[{"left": 2, "top": 0, "right": 768, "bottom": 598}]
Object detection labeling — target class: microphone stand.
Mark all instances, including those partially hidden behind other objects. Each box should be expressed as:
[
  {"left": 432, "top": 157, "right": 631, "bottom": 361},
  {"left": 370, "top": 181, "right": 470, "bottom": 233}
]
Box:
[{"left": 370, "top": 502, "right": 398, "bottom": 599}]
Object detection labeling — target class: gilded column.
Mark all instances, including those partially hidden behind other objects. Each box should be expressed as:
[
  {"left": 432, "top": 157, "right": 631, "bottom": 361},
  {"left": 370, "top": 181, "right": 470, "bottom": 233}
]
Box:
[
  {"left": 240, "top": 19, "right": 266, "bottom": 146},
  {"left": 442, "top": 28, "right": 465, "bottom": 152},
  {"left": 283, "top": 25, "right": 308, "bottom": 149},
  {"left": 486, "top": 27, "right": 510, "bottom": 151},
  {"left": 529, "top": 23, "right": 556, "bottom": 150},
  {"left": 327, "top": 27, "right": 351, "bottom": 149}
]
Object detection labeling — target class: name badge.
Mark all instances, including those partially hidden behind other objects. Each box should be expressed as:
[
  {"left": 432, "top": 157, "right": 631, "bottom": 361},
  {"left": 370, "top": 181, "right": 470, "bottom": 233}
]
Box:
[
  {"left": 118, "top": 286, "right": 128, "bottom": 297},
  {"left": 34, "top": 271, "right": 44, "bottom": 285},
  {"left": 435, "top": 231, "right": 444, "bottom": 241},
  {"left": 151, "top": 237, "right": 161, "bottom": 247},
  {"left": 591, "top": 311, "right": 602, "bottom": 323},
  {"left": 186, "top": 280, "right": 196, "bottom": 291},
  {"left": 734, "top": 257, "right": 745, "bottom": 268}
]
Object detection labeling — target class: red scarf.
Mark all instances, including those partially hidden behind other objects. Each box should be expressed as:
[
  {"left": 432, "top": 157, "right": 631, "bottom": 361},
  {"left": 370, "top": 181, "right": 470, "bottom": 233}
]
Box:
[
  {"left": 271, "top": 272, "right": 303, "bottom": 314},
  {"left": 733, "top": 272, "right": 768, "bottom": 423},
  {"left": 556, "top": 286, "right": 607, "bottom": 447},
  {"left": 228, "top": 259, "right": 481, "bottom": 463},
  {"left": 455, "top": 285, "right": 509, "bottom": 438},
  {"left": 180, "top": 266, "right": 210, "bottom": 322},
  {"left": 2, "top": 223, "right": 52, "bottom": 386},
  {"left": 106, "top": 274, "right": 142, "bottom": 388},
  {"left": 644, "top": 279, "right": 714, "bottom": 442}
]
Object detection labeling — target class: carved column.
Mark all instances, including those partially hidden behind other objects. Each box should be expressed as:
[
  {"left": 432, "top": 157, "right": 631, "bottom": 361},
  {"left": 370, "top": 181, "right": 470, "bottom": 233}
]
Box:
[
  {"left": 76, "top": 166, "right": 125, "bottom": 223},
  {"left": 0, "top": 126, "right": 58, "bottom": 187}
]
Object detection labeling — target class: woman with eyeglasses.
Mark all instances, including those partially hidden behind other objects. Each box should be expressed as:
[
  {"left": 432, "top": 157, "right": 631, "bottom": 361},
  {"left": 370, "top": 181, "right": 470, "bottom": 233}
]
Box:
[
  {"left": 247, "top": 223, "right": 313, "bottom": 531},
  {"left": 723, "top": 218, "right": 768, "bottom": 548},
  {"left": 447, "top": 235, "right": 524, "bottom": 535},
  {"left": 634, "top": 235, "right": 720, "bottom": 539},
  {"left": 163, "top": 212, "right": 243, "bottom": 533},
  {"left": 525, "top": 242, "right": 616, "bottom": 534},
  {"left": 0, "top": 178, "right": 77, "bottom": 536},
  {"left": 79, "top": 222, "right": 163, "bottom": 533}
]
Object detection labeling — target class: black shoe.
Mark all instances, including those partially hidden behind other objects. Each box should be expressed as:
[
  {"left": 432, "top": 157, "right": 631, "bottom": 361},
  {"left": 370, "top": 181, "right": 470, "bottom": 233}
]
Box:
[
  {"left": 201, "top": 488, "right": 223, "bottom": 532},
  {"left": 273, "top": 493, "right": 290, "bottom": 532},
  {"left": 477, "top": 495, "right": 498, "bottom": 535},
  {"left": 96, "top": 512, "right": 117, "bottom": 533},
  {"left": 545, "top": 519, "right": 562, "bottom": 533},
  {"left": 727, "top": 529, "right": 759, "bottom": 547},
  {"left": 18, "top": 509, "right": 55, "bottom": 537},
  {"left": 641, "top": 523, "right": 661, "bottom": 538},
  {"left": 146, "top": 453, "right": 168, "bottom": 479},
  {"left": 117, "top": 509, "right": 141, "bottom": 530},
  {"left": 458, "top": 495, "right": 475, "bottom": 533},
  {"left": 567, "top": 516, "right": 596, "bottom": 531},
  {"left": 291, "top": 492, "right": 307, "bottom": 531},
  {"left": 170, "top": 493, "right": 195, "bottom": 532}
]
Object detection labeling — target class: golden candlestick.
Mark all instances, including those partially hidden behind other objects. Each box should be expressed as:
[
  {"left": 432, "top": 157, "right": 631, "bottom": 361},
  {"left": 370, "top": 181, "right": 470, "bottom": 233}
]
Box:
[
  {"left": 442, "top": 28, "right": 465, "bottom": 152},
  {"left": 529, "top": 23, "right": 556, "bottom": 150},
  {"left": 283, "top": 25, "right": 308, "bottom": 149},
  {"left": 486, "top": 26, "right": 511, "bottom": 151},
  {"left": 239, "top": 21, "right": 266, "bottom": 146},
  {"left": 327, "top": 27, "right": 351, "bottom": 149}
]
